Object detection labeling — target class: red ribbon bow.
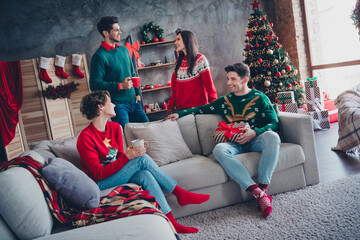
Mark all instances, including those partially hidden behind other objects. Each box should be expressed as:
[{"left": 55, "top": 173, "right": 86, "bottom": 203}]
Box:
[
  {"left": 125, "top": 41, "right": 141, "bottom": 60},
  {"left": 216, "top": 122, "right": 244, "bottom": 140}
]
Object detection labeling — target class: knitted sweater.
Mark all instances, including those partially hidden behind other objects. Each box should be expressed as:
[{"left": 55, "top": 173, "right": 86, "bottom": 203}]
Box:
[
  {"left": 178, "top": 89, "right": 279, "bottom": 135},
  {"left": 89, "top": 45, "right": 141, "bottom": 103},
  {"left": 168, "top": 54, "right": 217, "bottom": 110},
  {"left": 77, "top": 121, "right": 130, "bottom": 182}
]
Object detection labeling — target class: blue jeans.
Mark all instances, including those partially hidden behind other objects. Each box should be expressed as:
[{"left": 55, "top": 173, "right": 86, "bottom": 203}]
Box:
[
  {"left": 213, "top": 131, "right": 281, "bottom": 190},
  {"left": 97, "top": 154, "right": 177, "bottom": 214},
  {"left": 112, "top": 101, "right": 149, "bottom": 129}
]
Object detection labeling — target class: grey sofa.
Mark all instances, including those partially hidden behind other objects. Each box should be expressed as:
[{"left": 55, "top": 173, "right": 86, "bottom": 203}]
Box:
[{"left": 0, "top": 112, "right": 319, "bottom": 239}]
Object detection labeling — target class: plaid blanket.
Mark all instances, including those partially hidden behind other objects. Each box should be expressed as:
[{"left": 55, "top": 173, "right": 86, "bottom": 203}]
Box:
[
  {"left": 0, "top": 156, "right": 177, "bottom": 234},
  {"left": 332, "top": 84, "right": 360, "bottom": 154}
]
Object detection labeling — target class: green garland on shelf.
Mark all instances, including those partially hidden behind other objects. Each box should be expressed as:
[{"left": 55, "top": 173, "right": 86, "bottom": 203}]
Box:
[{"left": 140, "top": 22, "right": 164, "bottom": 43}]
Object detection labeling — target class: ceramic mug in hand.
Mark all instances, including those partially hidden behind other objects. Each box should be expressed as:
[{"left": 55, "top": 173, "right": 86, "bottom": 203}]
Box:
[
  {"left": 131, "top": 139, "right": 149, "bottom": 149},
  {"left": 130, "top": 77, "right": 141, "bottom": 88}
]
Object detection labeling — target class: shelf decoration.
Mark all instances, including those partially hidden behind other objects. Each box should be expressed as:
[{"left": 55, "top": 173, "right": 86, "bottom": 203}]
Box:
[
  {"left": 140, "top": 22, "right": 165, "bottom": 44},
  {"left": 43, "top": 82, "right": 80, "bottom": 100}
]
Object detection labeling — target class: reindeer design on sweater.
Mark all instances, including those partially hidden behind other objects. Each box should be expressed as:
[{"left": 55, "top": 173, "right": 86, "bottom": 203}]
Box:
[{"left": 224, "top": 95, "right": 260, "bottom": 123}]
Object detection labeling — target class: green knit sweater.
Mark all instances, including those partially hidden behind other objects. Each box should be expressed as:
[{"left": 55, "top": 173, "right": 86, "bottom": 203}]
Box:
[
  {"left": 89, "top": 45, "right": 141, "bottom": 103},
  {"left": 178, "top": 89, "right": 279, "bottom": 135}
]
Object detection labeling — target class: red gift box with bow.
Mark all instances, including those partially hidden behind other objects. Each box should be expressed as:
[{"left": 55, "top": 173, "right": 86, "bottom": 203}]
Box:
[{"left": 212, "top": 121, "right": 251, "bottom": 143}]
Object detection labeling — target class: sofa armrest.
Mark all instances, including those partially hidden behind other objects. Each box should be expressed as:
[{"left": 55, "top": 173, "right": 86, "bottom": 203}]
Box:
[{"left": 278, "top": 112, "right": 320, "bottom": 185}]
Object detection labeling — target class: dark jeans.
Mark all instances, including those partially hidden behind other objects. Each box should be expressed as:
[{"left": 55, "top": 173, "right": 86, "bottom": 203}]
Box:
[{"left": 112, "top": 101, "right": 149, "bottom": 129}]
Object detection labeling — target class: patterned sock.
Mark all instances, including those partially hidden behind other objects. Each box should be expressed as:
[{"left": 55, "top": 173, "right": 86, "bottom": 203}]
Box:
[
  {"left": 55, "top": 66, "right": 68, "bottom": 79},
  {"left": 39, "top": 68, "right": 52, "bottom": 83},
  {"left": 256, "top": 184, "right": 271, "bottom": 211},
  {"left": 166, "top": 212, "right": 199, "bottom": 233},
  {"left": 172, "top": 185, "right": 210, "bottom": 206},
  {"left": 250, "top": 186, "right": 272, "bottom": 218}
]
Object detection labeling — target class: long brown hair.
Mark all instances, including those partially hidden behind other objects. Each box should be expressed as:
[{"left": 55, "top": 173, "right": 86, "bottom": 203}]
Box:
[{"left": 174, "top": 29, "right": 199, "bottom": 76}]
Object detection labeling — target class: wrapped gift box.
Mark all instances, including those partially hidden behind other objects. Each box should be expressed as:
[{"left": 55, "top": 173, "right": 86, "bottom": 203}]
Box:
[
  {"left": 212, "top": 121, "right": 250, "bottom": 143},
  {"left": 276, "top": 91, "right": 295, "bottom": 104},
  {"left": 276, "top": 103, "right": 298, "bottom": 113},
  {"left": 324, "top": 99, "right": 338, "bottom": 123},
  {"left": 305, "top": 77, "right": 323, "bottom": 111},
  {"left": 307, "top": 109, "right": 330, "bottom": 130}
]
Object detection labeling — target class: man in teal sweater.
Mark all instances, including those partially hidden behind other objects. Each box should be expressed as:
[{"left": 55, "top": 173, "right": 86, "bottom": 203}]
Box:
[
  {"left": 165, "top": 62, "right": 280, "bottom": 218},
  {"left": 90, "top": 16, "right": 148, "bottom": 128}
]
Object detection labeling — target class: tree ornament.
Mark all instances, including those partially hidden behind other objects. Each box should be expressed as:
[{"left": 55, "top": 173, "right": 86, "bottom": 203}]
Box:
[
  {"left": 255, "top": 22, "right": 259, "bottom": 27},
  {"left": 281, "top": 69, "right": 286, "bottom": 74},
  {"left": 274, "top": 36, "right": 279, "bottom": 41},
  {"left": 267, "top": 64, "right": 270, "bottom": 68},
  {"left": 267, "top": 71, "right": 272, "bottom": 76},
  {"left": 293, "top": 81, "right": 297, "bottom": 85},
  {"left": 274, "top": 97, "right": 278, "bottom": 102},
  {"left": 267, "top": 49, "right": 273, "bottom": 55},
  {"left": 245, "top": 38, "right": 249, "bottom": 43},
  {"left": 258, "top": 58, "right": 263, "bottom": 64},
  {"left": 284, "top": 57, "right": 289, "bottom": 61},
  {"left": 288, "top": 83, "right": 292, "bottom": 88},
  {"left": 273, "top": 59, "right": 279, "bottom": 65},
  {"left": 263, "top": 16, "right": 267, "bottom": 20},
  {"left": 140, "top": 22, "right": 165, "bottom": 43},
  {"left": 299, "top": 79, "right": 304, "bottom": 88},
  {"left": 279, "top": 82, "right": 283, "bottom": 87},
  {"left": 294, "top": 69, "right": 298, "bottom": 75},
  {"left": 285, "top": 52, "right": 289, "bottom": 56},
  {"left": 264, "top": 80, "right": 271, "bottom": 87},
  {"left": 246, "top": 44, "right": 251, "bottom": 50},
  {"left": 270, "top": 31, "right": 274, "bottom": 36},
  {"left": 265, "top": 42, "right": 269, "bottom": 47},
  {"left": 255, "top": 43, "right": 259, "bottom": 48},
  {"left": 286, "top": 65, "right": 292, "bottom": 71},
  {"left": 270, "top": 23, "right": 274, "bottom": 27},
  {"left": 277, "top": 44, "right": 281, "bottom": 49},
  {"left": 301, "top": 93, "right": 305, "bottom": 98},
  {"left": 276, "top": 72, "right": 281, "bottom": 77}
]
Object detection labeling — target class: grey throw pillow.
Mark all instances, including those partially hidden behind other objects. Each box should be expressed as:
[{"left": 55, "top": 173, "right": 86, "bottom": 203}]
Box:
[
  {"left": 42, "top": 158, "right": 100, "bottom": 210},
  {"left": 125, "top": 120, "right": 193, "bottom": 166},
  {"left": 49, "top": 137, "right": 81, "bottom": 169}
]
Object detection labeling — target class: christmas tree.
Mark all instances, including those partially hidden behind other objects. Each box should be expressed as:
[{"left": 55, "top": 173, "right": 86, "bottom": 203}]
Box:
[{"left": 243, "top": 0, "right": 305, "bottom": 106}]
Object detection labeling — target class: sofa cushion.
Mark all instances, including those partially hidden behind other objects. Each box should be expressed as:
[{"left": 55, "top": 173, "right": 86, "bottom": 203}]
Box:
[
  {"left": 208, "top": 143, "right": 305, "bottom": 177},
  {"left": 42, "top": 158, "right": 100, "bottom": 209},
  {"left": 0, "top": 167, "right": 53, "bottom": 240},
  {"left": 160, "top": 154, "right": 228, "bottom": 192},
  {"left": 125, "top": 120, "right": 192, "bottom": 166},
  {"left": 48, "top": 137, "right": 81, "bottom": 169},
  {"left": 0, "top": 215, "right": 17, "bottom": 240},
  {"left": 195, "top": 114, "right": 224, "bottom": 156},
  {"left": 19, "top": 150, "right": 46, "bottom": 165},
  {"left": 177, "top": 114, "right": 202, "bottom": 154}
]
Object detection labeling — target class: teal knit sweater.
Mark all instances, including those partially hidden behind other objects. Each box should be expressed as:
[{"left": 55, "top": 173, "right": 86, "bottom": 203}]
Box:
[
  {"left": 89, "top": 45, "right": 141, "bottom": 103},
  {"left": 178, "top": 89, "right": 279, "bottom": 135}
]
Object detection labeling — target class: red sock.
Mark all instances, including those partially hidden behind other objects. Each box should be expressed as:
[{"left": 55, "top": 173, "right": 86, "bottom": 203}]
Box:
[
  {"left": 55, "top": 66, "right": 68, "bottom": 79},
  {"left": 259, "top": 183, "right": 268, "bottom": 193},
  {"left": 165, "top": 212, "right": 198, "bottom": 234},
  {"left": 250, "top": 186, "right": 272, "bottom": 218},
  {"left": 172, "top": 185, "right": 210, "bottom": 206},
  {"left": 72, "top": 65, "right": 84, "bottom": 78},
  {"left": 39, "top": 68, "right": 52, "bottom": 83}
]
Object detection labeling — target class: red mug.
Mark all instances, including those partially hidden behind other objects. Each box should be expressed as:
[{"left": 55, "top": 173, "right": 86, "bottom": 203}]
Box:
[{"left": 131, "top": 77, "right": 141, "bottom": 88}]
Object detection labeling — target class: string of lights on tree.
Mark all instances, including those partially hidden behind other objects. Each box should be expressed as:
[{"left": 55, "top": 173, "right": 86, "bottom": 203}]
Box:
[{"left": 243, "top": 0, "right": 305, "bottom": 106}]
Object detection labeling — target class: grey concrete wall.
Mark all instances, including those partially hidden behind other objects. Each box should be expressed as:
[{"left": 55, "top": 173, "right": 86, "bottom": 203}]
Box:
[{"left": 0, "top": 0, "right": 271, "bottom": 99}]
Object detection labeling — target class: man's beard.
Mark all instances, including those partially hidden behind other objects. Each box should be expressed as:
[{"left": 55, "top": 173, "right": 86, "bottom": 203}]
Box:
[{"left": 110, "top": 36, "right": 120, "bottom": 43}]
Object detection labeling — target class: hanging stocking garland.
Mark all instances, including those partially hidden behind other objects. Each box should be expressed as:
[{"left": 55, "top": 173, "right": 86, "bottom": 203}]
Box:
[
  {"left": 55, "top": 55, "right": 68, "bottom": 79},
  {"left": 39, "top": 57, "right": 53, "bottom": 83},
  {"left": 72, "top": 54, "right": 85, "bottom": 78}
]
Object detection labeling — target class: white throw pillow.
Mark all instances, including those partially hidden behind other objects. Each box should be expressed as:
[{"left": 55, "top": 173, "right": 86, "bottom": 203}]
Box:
[{"left": 125, "top": 120, "right": 192, "bottom": 166}]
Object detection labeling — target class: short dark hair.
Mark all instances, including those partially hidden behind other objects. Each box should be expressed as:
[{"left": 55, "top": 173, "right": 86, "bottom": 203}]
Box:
[
  {"left": 97, "top": 16, "right": 119, "bottom": 38},
  {"left": 80, "top": 91, "right": 111, "bottom": 120},
  {"left": 224, "top": 63, "right": 250, "bottom": 79}
]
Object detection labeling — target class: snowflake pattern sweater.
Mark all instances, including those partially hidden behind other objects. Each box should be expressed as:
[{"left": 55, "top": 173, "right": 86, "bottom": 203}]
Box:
[
  {"left": 77, "top": 121, "right": 130, "bottom": 182},
  {"left": 168, "top": 53, "right": 217, "bottom": 110},
  {"left": 178, "top": 89, "right": 279, "bottom": 135}
]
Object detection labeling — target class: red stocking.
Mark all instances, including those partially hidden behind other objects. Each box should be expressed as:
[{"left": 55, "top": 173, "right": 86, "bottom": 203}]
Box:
[
  {"left": 39, "top": 57, "right": 52, "bottom": 83},
  {"left": 72, "top": 54, "right": 85, "bottom": 78},
  {"left": 55, "top": 55, "right": 68, "bottom": 79}
]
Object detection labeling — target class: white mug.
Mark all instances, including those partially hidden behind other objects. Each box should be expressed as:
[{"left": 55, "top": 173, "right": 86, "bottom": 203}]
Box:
[{"left": 131, "top": 139, "right": 149, "bottom": 149}]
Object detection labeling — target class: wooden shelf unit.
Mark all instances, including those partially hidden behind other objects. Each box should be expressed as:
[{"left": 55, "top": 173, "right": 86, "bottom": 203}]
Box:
[
  {"left": 138, "top": 62, "right": 175, "bottom": 70},
  {"left": 141, "top": 85, "right": 171, "bottom": 93},
  {"left": 140, "top": 40, "right": 175, "bottom": 47}
]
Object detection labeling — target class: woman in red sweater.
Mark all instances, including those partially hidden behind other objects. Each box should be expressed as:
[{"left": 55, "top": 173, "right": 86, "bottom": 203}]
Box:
[
  {"left": 167, "top": 29, "right": 217, "bottom": 113},
  {"left": 77, "top": 91, "right": 209, "bottom": 234}
]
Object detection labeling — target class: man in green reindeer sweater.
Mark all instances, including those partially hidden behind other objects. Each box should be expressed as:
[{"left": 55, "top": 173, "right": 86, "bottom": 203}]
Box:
[{"left": 165, "top": 62, "right": 280, "bottom": 218}]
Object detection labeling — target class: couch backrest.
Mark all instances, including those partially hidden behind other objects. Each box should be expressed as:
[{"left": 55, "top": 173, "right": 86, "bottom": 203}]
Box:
[
  {"left": 0, "top": 167, "right": 53, "bottom": 240},
  {"left": 195, "top": 114, "right": 225, "bottom": 156},
  {"left": 176, "top": 114, "right": 202, "bottom": 155}
]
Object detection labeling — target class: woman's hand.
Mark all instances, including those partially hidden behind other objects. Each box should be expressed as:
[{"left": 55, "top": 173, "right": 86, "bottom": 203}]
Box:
[
  {"left": 125, "top": 145, "right": 146, "bottom": 159},
  {"left": 163, "top": 113, "right": 179, "bottom": 121}
]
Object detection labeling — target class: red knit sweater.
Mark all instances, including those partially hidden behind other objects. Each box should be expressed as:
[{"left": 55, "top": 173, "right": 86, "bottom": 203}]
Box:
[
  {"left": 77, "top": 121, "right": 129, "bottom": 182},
  {"left": 168, "top": 54, "right": 217, "bottom": 110}
]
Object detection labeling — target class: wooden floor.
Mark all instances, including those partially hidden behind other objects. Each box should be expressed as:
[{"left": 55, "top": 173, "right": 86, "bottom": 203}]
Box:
[{"left": 315, "top": 122, "right": 360, "bottom": 183}]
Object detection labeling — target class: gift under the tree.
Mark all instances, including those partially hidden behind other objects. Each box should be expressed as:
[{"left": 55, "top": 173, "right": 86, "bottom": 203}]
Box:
[
  {"left": 305, "top": 77, "right": 324, "bottom": 111},
  {"left": 324, "top": 99, "right": 338, "bottom": 123},
  {"left": 306, "top": 109, "right": 330, "bottom": 130},
  {"left": 276, "top": 103, "right": 298, "bottom": 113},
  {"left": 276, "top": 91, "right": 295, "bottom": 104},
  {"left": 212, "top": 121, "right": 250, "bottom": 143}
]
